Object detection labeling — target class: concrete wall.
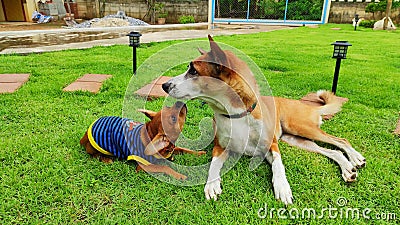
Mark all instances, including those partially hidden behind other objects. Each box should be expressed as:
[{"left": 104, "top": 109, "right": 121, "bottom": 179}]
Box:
[
  {"left": 75, "top": 0, "right": 208, "bottom": 23},
  {"left": 330, "top": 1, "right": 400, "bottom": 24}
]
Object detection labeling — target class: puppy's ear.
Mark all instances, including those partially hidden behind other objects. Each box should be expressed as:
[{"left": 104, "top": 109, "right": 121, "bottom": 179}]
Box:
[
  {"left": 144, "top": 134, "right": 170, "bottom": 155},
  {"left": 138, "top": 109, "right": 157, "bottom": 119},
  {"left": 208, "top": 35, "right": 227, "bottom": 69},
  {"left": 198, "top": 47, "right": 207, "bottom": 55}
]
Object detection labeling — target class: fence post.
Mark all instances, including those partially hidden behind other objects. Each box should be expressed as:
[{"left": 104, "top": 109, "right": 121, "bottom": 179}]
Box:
[
  {"left": 208, "top": 0, "right": 214, "bottom": 29},
  {"left": 321, "top": 0, "right": 331, "bottom": 24},
  {"left": 284, "top": 0, "right": 289, "bottom": 22},
  {"left": 246, "top": 0, "right": 250, "bottom": 20}
]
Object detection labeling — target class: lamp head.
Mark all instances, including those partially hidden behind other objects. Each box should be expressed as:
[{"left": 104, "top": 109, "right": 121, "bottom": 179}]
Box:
[
  {"left": 331, "top": 41, "right": 352, "bottom": 59},
  {"left": 127, "top": 31, "right": 142, "bottom": 47}
]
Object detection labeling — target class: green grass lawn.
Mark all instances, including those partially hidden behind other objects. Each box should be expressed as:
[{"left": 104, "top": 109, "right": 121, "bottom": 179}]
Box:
[{"left": 0, "top": 24, "right": 399, "bottom": 224}]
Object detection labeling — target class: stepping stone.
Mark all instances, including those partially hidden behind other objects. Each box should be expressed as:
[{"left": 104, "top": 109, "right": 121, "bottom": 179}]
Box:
[
  {"left": 300, "top": 92, "right": 348, "bottom": 120},
  {"left": 0, "top": 73, "right": 30, "bottom": 94},
  {"left": 135, "top": 76, "right": 171, "bottom": 100},
  {"left": 63, "top": 74, "right": 112, "bottom": 93},
  {"left": 394, "top": 113, "right": 400, "bottom": 136}
]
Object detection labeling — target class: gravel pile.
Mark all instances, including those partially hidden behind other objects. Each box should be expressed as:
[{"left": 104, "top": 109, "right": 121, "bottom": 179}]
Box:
[{"left": 66, "top": 11, "right": 149, "bottom": 28}]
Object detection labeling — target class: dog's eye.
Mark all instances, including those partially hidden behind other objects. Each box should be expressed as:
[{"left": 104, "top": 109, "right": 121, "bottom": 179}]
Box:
[
  {"left": 171, "top": 115, "right": 177, "bottom": 123},
  {"left": 189, "top": 67, "right": 197, "bottom": 75},
  {"left": 187, "top": 62, "right": 198, "bottom": 76}
]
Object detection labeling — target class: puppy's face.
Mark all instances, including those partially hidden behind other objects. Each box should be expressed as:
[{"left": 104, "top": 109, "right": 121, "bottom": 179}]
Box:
[
  {"left": 160, "top": 101, "right": 187, "bottom": 143},
  {"left": 139, "top": 101, "right": 187, "bottom": 156}
]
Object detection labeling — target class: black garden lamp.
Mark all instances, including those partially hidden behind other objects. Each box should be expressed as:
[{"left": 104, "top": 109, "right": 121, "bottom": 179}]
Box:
[
  {"left": 354, "top": 14, "right": 359, "bottom": 31},
  {"left": 127, "top": 31, "right": 142, "bottom": 75},
  {"left": 331, "top": 41, "right": 352, "bottom": 94}
]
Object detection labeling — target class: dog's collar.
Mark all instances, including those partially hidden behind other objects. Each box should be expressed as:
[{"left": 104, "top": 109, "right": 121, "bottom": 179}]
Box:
[{"left": 221, "top": 102, "right": 257, "bottom": 119}]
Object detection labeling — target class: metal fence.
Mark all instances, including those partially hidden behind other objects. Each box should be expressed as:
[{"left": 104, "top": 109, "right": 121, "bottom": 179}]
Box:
[{"left": 211, "top": 0, "right": 330, "bottom": 25}]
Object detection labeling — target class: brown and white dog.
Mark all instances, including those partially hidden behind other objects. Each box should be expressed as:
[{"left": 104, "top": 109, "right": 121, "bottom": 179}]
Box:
[
  {"left": 80, "top": 101, "right": 205, "bottom": 180},
  {"left": 162, "top": 35, "right": 366, "bottom": 204}
]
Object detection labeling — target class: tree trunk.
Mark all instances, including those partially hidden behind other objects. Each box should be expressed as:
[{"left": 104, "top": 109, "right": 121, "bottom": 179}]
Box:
[{"left": 383, "top": 0, "right": 393, "bottom": 30}]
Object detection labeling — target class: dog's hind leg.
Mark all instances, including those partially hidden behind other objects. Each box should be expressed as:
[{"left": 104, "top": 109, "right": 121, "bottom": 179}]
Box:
[
  {"left": 301, "top": 128, "right": 366, "bottom": 169},
  {"left": 281, "top": 134, "right": 357, "bottom": 182},
  {"left": 80, "top": 132, "right": 89, "bottom": 146},
  {"left": 80, "top": 132, "right": 113, "bottom": 163}
]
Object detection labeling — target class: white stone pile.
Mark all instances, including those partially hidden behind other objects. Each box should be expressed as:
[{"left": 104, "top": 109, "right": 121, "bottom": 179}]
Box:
[{"left": 66, "top": 11, "right": 149, "bottom": 28}]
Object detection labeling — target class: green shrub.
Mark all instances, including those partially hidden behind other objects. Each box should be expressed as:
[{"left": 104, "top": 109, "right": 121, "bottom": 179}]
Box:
[
  {"left": 179, "top": 15, "right": 195, "bottom": 24},
  {"left": 359, "top": 20, "right": 376, "bottom": 28},
  {"left": 365, "top": 0, "right": 400, "bottom": 13}
]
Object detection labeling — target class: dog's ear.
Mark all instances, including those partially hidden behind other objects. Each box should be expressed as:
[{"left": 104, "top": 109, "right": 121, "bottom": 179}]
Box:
[
  {"left": 198, "top": 47, "right": 207, "bottom": 55},
  {"left": 208, "top": 35, "right": 227, "bottom": 70},
  {"left": 138, "top": 109, "right": 157, "bottom": 119},
  {"left": 144, "top": 134, "right": 170, "bottom": 155}
]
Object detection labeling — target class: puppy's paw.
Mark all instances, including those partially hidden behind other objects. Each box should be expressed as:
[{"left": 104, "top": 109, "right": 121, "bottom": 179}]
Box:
[
  {"left": 273, "top": 176, "right": 293, "bottom": 205},
  {"left": 99, "top": 156, "right": 113, "bottom": 164},
  {"left": 204, "top": 178, "right": 222, "bottom": 201},
  {"left": 173, "top": 173, "right": 187, "bottom": 180},
  {"left": 197, "top": 151, "right": 207, "bottom": 156}
]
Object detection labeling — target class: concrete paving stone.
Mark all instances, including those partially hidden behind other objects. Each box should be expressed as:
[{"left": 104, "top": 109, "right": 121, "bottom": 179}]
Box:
[
  {"left": 135, "top": 83, "right": 168, "bottom": 99},
  {"left": 63, "top": 74, "right": 112, "bottom": 93},
  {"left": 394, "top": 114, "right": 400, "bottom": 136},
  {"left": 76, "top": 74, "right": 112, "bottom": 82},
  {"left": 151, "top": 75, "right": 171, "bottom": 85},
  {"left": 0, "top": 73, "right": 30, "bottom": 93},
  {"left": 0, "top": 73, "right": 30, "bottom": 83},
  {"left": 0, "top": 82, "right": 25, "bottom": 93},
  {"left": 63, "top": 81, "right": 103, "bottom": 93},
  {"left": 135, "top": 76, "right": 171, "bottom": 99}
]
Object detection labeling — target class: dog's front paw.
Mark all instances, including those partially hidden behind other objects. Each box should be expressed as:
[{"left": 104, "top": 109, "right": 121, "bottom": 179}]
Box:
[
  {"left": 204, "top": 178, "right": 222, "bottom": 201},
  {"left": 273, "top": 176, "right": 293, "bottom": 205}
]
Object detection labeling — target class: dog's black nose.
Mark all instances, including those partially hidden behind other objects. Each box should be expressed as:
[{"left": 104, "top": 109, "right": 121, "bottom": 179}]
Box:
[{"left": 162, "top": 82, "right": 171, "bottom": 93}]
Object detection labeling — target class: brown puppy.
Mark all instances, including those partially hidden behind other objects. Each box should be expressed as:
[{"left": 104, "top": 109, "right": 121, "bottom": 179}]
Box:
[
  {"left": 162, "top": 35, "right": 366, "bottom": 204},
  {"left": 80, "top": 101, "right": 205, "bottom": 180}
]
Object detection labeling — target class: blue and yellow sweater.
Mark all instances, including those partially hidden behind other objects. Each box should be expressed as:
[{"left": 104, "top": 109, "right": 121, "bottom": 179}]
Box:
[{"left": 87, "top": 116, "right": 162, "bottom": 165}]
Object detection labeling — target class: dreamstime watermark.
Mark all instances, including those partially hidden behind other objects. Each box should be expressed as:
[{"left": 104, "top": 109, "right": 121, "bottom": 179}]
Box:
[{"left": 257, "top": 197, "right": 396, "bottom": 221}]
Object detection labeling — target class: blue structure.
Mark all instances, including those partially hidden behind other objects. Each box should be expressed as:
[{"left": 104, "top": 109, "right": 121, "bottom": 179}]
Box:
[{"left": 211, "top": 0, "right": 330, "bottom": 25}]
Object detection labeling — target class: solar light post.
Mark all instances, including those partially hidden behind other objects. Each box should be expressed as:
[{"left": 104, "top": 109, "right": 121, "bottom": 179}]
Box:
[
  {"left": 354, "top": 14, "right": 359, "bottom": 31},
  {"left": 127, "top": 31, "right": 142, "bottom": 75},
  {"left": 331, "top": 41, "right": 352, "bottom": 94}
]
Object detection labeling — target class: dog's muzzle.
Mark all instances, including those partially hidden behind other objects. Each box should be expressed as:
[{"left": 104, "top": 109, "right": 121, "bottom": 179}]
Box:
[{"left": 162, "top": 82, "right": 173, "bottom": 94}]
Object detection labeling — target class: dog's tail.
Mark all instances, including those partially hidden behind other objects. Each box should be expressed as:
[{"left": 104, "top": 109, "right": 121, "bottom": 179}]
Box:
[{"left": 317, "top": 90, "right": 343, "bottom": 116}]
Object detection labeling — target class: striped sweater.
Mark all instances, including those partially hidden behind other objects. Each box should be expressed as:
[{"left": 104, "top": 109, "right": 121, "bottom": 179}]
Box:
[{"left": 87, "top": 116, "right": 162, "bottom": 165}]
